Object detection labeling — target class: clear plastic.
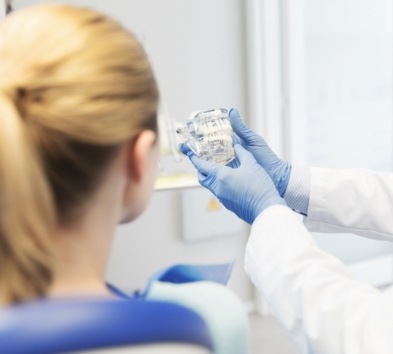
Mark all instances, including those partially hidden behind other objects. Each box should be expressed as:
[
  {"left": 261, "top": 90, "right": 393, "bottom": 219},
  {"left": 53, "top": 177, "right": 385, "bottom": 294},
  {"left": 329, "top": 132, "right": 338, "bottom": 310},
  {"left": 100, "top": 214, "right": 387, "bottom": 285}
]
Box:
[{"left": 176, "top": 108, "right": 235, "bottom": 165}]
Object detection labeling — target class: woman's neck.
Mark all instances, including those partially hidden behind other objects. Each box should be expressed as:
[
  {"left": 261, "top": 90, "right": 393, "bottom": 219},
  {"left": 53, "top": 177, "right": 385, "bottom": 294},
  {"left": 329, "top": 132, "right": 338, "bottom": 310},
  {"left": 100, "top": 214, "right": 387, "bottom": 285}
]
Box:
[
  {"left": 49, "top": 220, "right": 115, "bottom": 297},
  {"left": 48, "top": 168, "right": 125, "bottom": 298}
]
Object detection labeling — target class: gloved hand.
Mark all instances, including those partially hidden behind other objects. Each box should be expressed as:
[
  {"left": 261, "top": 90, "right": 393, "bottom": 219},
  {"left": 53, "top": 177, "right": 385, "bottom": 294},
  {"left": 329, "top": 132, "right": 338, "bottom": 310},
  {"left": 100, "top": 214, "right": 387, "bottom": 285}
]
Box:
[
  {"left": 187, "top": 144, "right": 286, "bottom": 224},
  {"left": 229, "top": 108, "right": 291, "bottom": 197}
]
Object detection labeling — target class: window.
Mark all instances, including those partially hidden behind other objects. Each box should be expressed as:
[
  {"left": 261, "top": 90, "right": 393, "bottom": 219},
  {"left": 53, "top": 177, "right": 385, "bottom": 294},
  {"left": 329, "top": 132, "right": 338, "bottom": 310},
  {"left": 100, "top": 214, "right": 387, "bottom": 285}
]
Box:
[{"left": 246, "top": 0, "right": 393, "bottom": 285}]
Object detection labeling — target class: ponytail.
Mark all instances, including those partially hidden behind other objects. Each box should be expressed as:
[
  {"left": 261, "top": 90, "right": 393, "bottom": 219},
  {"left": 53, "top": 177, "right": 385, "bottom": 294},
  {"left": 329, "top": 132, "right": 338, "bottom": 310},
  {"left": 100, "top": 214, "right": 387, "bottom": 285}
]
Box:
[
  {"left": 0, "top": 4, "right": 159, "bottom": 304},
  {"left": 0, "top": 90, "right": 55, "bottom": 304}
]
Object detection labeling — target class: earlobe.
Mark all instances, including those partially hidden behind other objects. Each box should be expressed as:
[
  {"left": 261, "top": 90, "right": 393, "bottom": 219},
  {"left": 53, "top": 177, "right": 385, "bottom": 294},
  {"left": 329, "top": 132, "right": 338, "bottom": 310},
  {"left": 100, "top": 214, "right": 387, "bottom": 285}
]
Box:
[{"left": 127, "top": 130, "right": 157, "bottom": 183}]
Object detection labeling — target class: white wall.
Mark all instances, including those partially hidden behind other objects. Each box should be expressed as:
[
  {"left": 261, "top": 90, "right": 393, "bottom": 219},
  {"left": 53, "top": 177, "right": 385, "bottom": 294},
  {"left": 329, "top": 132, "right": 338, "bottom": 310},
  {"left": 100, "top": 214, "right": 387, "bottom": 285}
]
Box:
[
  {"left": 303, "top": 0, "right": 393, "bottom": 264},
  {"left": 13, "top": 0, "right": 253, "bottom": 303}
]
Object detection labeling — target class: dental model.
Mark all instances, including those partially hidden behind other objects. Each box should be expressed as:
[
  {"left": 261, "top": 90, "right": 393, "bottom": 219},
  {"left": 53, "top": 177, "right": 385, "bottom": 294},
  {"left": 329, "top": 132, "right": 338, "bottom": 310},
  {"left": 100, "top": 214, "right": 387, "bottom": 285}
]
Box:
[{"left": 176, "top": 108, "right": 235, "bottom": 165}]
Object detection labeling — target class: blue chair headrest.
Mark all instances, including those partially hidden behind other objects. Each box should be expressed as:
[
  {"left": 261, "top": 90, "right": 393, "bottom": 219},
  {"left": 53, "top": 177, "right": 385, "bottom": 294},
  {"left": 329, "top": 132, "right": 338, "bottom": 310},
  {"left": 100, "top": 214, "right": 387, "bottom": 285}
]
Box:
[{"left": 0, "top": 297, "right": 213, "bottom": 354}]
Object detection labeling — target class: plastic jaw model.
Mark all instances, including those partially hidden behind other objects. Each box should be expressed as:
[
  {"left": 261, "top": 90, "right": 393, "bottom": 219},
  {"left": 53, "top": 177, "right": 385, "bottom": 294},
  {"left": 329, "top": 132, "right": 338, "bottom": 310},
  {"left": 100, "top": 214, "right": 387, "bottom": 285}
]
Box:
[{"left": 176, "top": 108, "right": 235, "bottom": 165}]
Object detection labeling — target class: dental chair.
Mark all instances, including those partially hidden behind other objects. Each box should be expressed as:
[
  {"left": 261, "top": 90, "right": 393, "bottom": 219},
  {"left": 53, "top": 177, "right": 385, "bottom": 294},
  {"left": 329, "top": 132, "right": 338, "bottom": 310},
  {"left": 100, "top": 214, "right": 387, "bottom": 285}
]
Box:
[
  {"left": 0, "top": 264, "right": 248, "bottom": 354},
  {"left": 0, "top": 297, "right": 213, "bottom": 354}
]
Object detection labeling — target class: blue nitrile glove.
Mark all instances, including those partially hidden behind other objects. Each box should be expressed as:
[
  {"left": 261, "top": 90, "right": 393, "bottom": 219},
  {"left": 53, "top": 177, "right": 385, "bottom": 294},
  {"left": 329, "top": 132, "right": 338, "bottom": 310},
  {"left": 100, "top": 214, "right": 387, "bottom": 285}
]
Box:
[
  {"left": 229, "top": 108, "right": 291, "bottom": 197},
  {"left": 187, "top": 144, "right": 286, "bottom": 224}
]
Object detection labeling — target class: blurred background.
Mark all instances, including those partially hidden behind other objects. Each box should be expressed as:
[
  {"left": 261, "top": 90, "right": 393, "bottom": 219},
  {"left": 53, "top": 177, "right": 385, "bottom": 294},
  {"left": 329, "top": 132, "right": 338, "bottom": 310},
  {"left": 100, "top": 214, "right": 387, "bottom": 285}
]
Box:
[{"left": 5, "top": 1, "right": 393, "bottom": 352}]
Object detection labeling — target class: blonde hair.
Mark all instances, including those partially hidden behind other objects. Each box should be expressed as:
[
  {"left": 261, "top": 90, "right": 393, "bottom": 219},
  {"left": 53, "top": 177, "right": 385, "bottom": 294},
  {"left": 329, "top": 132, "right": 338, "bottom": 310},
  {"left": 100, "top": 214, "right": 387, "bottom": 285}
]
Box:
[{"left": 0, "top": 4, "right": 158, "bottom": 304}]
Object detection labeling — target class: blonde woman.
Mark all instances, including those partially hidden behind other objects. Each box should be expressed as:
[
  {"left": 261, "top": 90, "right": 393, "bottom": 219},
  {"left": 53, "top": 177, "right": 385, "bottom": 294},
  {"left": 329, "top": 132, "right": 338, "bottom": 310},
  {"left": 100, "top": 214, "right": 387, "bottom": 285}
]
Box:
[{"left": 0, "top": 4, "right": 247, "bottom": 353}]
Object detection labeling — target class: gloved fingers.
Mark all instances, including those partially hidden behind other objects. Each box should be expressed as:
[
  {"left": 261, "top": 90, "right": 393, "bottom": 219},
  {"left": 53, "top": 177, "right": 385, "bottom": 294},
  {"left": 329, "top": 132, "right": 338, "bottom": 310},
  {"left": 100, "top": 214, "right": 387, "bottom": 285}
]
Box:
[
  {"left": 189, "top": 154, "right": 218, "bottom": 177},
  {"left": 226, "top": 156, "right": 241, "bottom": 169},
  {"left": 191, "top": 157, "right": 220, "bottom": 191},
  {"left": 179, "top": 143, "right": 191, "bottom": 155},
  {"left": 233, "top": 144, "right": 259, "bottom": 167},
  {"left": 196, "top": 170, "right": 213, "bottom": 190},
  {"left": 196, "top": 170, "right": 205, "bottom": 184}
]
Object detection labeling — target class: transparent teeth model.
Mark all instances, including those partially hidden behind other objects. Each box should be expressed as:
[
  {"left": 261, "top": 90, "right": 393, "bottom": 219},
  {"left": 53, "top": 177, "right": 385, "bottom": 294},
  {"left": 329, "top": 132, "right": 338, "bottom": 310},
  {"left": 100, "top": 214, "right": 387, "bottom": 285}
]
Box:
[{"left": 176, "top": 108, "right": 235, "bottom": 165}]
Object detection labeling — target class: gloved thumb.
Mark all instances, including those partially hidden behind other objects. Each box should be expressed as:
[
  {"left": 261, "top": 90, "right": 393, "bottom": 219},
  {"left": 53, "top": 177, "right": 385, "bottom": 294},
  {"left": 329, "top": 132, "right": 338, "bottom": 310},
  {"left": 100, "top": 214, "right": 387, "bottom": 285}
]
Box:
[
  {"left": 189, "top": 154, "right": 217, "bottom": 177},
  {"left": 229, "top": 108, "right": 254, "bottom": 141},
  {"left": 233, "top": 144, "right": 258, "bottom": 167}
]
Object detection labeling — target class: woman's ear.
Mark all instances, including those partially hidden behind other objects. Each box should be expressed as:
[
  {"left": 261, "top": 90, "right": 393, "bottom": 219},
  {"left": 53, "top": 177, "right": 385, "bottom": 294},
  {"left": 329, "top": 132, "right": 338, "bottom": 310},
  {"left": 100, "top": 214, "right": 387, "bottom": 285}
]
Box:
[
  {"left": 126, "top": 130, "right": 157, "bottom": 183},
  {"left": 119, "top": 130, "right": 158, "bottom": 223}
]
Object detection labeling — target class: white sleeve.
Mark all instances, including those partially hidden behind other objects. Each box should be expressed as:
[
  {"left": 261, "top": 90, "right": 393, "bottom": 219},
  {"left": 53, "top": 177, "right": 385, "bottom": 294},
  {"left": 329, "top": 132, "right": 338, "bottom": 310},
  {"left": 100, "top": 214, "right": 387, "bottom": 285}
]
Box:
[
  {"left": 307, "top": 168, "right": 393, "bottom": 241},
  {"left": 245, "top": 205, "right": 393, "bottom": 354}
]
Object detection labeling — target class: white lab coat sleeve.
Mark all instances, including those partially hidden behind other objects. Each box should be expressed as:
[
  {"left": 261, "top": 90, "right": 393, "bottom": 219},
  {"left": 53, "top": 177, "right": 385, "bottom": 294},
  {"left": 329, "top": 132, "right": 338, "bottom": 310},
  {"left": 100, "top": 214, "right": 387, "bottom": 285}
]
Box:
[
  {"left": 305, "top": 167, "right": 393, "bottom": 241},
  {"left": 244, "top": 205, "right": 393, "bottom": 354}
]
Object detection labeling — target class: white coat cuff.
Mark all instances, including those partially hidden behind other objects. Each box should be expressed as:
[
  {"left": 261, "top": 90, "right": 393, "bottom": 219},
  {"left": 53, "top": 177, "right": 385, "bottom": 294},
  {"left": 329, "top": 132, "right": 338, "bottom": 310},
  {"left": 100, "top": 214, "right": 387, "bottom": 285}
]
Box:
[{"left": 283, "top": 166, "right": 310, "bottom": 215}]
